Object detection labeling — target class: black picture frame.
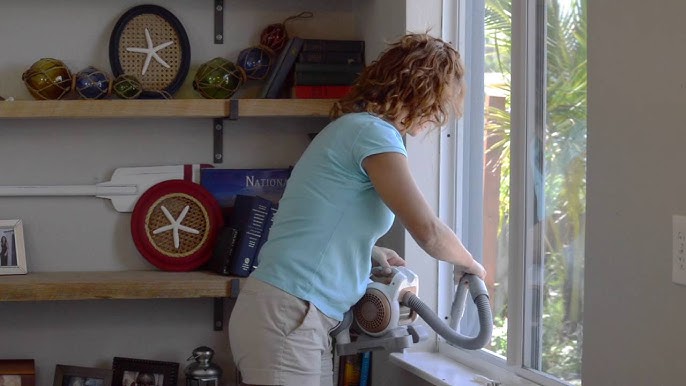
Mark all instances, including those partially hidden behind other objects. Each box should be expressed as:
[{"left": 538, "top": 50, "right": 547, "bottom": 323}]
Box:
[
  {"left": 111, "top": 357, "right": 178, "bottom": 386},
  {"left": 109, "top": 4, "right": 191, "bottom": 99},
  {"left": 53, "top": 364, "right": 113, "bottom": 386}
]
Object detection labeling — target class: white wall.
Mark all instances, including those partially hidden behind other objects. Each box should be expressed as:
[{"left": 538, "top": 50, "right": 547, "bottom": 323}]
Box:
[{"left": 584, "top": 1, "right": 686, "bottom": 385}]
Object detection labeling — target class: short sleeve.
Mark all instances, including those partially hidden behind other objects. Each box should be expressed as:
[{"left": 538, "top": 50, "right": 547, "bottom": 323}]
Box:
[{"left": 352, "top": 120, "right": 407, "bottom": 173}]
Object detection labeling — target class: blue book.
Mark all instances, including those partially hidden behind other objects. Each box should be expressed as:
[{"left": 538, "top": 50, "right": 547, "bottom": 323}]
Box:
[
  {"left": 208, "top": 227, "right": 239, "bottom": 275},
  {"left": 261, "top": 37, "right": 305, "bottom": 98},
  {"left": 227, "top": 195, "right": 272, "bottom": 277},
  {"left": 251, "top": 203, "right": 278, "bottom": 272},
  {"left": 359, "top": 351, "right": 371, "bottom": 386}
]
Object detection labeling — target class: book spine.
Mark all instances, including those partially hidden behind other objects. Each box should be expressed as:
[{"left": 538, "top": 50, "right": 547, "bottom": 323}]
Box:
[
  {"left": 294, "top": 71, "right": 361, "bottom": 86},
  {"left": 292, "top": 85, "right": 352, "bottom": 99},
  {"left": 208, "top": 227, "right": 239, "bottom": 275},
  {"left": 359, "top": 351, "right": 371, "bottom": 386},
  {"left": 294, "top": 63, "right": 365, "bottom": 73},
  {"left": 251, "top": 203, "right": 278, "bottom": 272},
  {"left": 298, "top": 51, "right": 364, "bottom": 65},
  {"left": 339, "top": 354, "right": 362, "bottom": 386},
  {"left": 263, "top": 37, "right": 305, "bottom": 98},
  {"left": 227, "top": 195, "right": 272, "bottom": 277},
  {"left": 302, "top": 39, "right": 365, "bottom": 53}
]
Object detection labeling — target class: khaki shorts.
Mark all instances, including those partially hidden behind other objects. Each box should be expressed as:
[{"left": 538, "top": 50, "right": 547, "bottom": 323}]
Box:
[{"left": 228, "top": 277, "right": 340, "bottom": 386}]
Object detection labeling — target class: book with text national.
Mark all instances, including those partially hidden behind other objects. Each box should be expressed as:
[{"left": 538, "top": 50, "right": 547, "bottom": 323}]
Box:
[
  {"left": 260, "top": 37, "right": 305, "bottom": 98},
  {"left": 200, "top": 167, "right": 291, "bottom": 222}
]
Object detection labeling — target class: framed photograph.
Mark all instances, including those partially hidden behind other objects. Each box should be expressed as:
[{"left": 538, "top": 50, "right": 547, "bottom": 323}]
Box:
[
  {"left": 111, "top": 357, "right": 178, "bottom": 386},
  {"left": 53, "top": 365, "right": 112, "bottom": 386},
  {"left": 0, "top": 219, "right": 27, "bottom": 275},
  {"left": 0, "top": 359, "right": 36, "bottom": 386}
]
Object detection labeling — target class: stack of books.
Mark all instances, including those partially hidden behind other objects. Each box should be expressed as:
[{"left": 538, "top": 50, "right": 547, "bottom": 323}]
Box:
[
  {"left": 200, "top": 168, "right": 292, "bottom": 276},
  {"left": 292, "top": 39, "right": 366, "bottom": 99}
]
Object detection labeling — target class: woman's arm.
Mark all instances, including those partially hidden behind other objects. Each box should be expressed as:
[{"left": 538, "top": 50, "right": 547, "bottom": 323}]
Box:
[{"left": 363, "top": 152, "right": 486, "bottom": 279}]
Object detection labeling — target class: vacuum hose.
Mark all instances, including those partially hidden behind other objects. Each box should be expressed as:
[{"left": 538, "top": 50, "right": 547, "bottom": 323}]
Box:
[{"left": 401, "top": 274, "right": 493, "bottom": 350}]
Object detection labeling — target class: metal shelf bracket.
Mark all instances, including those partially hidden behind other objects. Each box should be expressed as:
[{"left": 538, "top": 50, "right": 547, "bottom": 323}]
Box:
[
  {"left": 211, "top": 100, "right": 238, "bottom": 163},
  {"left": 213, "top": 278, "right": 240, "bottom": 331},
  {"left": 214, "top": 0, "right": 224, "bottom": 44}
]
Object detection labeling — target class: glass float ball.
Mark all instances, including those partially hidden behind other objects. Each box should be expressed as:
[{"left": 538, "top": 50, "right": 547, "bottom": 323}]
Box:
[
  {"left": 112, "top": 74, "right": 143, "bottom": 99},
  {"left": 21, "top": 58, "right": 73, "bottom": 100},
  {"left": 260, "top": 23, "right": 288, "bottom": 53},
  {"left": 193, "top": 57, "right": 246, "bottom": 99},
  {"left": 237, "top": 46, "right": 274, "bottom": 80},
  {"left": 74, "top": 66, "right": 112, "bottom": 100}
]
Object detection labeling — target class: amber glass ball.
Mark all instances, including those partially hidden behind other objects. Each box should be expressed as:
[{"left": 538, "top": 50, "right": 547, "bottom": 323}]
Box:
[{"left": 22, "top": 58, "right": 73, "bottom": 100}]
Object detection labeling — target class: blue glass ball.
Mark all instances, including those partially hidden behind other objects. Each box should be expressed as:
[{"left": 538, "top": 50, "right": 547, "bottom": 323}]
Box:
[
  {"left": 74, "top": 66, "right": 111, "bottom": 99},
  {"left": 236, "top": 46, "right": 273, "bottom": 80}
]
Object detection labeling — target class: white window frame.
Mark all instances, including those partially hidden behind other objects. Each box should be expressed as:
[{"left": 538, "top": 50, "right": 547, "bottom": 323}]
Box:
[{"left": 437, "top": 1, "right": 573, "bottom": 385}]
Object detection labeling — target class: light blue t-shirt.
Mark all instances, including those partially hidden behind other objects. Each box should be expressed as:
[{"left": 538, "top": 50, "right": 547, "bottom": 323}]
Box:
[{"left": 251, "top": 112, "right": 407, "bottom": 320}]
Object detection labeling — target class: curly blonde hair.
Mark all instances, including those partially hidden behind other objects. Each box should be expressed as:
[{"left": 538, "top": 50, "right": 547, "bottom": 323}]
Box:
[{"left": 330, "top": 33, "right": 465, "bottom": 133}]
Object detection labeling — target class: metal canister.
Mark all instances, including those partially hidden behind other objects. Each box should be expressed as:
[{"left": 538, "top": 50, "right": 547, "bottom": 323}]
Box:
[{"left": 184, "top": 346, "right": 223, "bottom": 386}]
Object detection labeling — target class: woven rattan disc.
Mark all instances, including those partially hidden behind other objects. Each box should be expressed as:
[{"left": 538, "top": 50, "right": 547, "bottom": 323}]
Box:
[
  {"left": 131, "top": 180, "right": 223, "bottom": 271},
  {"left": 110, "top": 5, "right": 190, "bottom": 98},
  {"left": 118, "top": 14, "right": 181, "bottom": 90},
  {"left": 144, "top": 192, "right": 209, "bottom": 258}
]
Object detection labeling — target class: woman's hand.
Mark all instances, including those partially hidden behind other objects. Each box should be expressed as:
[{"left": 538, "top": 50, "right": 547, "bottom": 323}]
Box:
[
  {"left": 371, "top": 246, "right": 406, "bottom": 274},
  {"left": 454, "top": 259, "right": 487, "bottom": 284}
]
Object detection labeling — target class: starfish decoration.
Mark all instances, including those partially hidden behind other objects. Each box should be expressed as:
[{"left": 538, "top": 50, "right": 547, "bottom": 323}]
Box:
[
  {"left": 126, "top": 28, "right": 174, "bottom": 76},
  {"left": 152, "top": 205, "right": 200, "bottom": 249}
]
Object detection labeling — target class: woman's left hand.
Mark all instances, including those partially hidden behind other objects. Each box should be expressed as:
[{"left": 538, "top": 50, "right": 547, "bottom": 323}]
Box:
[{"left": 371, "top": 246, "right": 406, "bottom": 274}]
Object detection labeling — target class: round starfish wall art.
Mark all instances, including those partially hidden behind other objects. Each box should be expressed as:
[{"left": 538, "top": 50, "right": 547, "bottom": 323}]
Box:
[
  {"left": 109, "top": 5, "right": 190, "bottom": 98},
  {"left": 131, "top": 180, "right": 223, "bottom": 271}
]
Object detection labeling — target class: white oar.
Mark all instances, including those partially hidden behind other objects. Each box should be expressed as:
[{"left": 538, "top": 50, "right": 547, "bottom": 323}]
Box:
[{"left": 0, "top": 164, "right": 205, "bottom": 213}]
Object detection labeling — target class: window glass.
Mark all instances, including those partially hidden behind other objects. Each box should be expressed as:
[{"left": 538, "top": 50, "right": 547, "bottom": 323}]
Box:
[{"left": 473, "top": 1, "right": 586, "bottom": 384}]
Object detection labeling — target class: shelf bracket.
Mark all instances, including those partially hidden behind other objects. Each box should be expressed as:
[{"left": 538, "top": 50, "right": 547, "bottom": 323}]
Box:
[
  {"left": 213, "top": 278, "right": 240, "bottom": 331},
  {"left": 214, "top": 0, "right": 224, "bottom": 44},
  {"left": 213, "top": 118, "right": 223, "bottom": 163},
  {"left": 212, "top": 100, "right": 238, "bottom": 163}
]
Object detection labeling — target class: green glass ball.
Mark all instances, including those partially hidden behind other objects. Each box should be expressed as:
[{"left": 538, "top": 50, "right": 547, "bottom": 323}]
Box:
[
  {"left": 112, "top": 74, "right": 143, "bottom": 99},
  {"left": 193, "top": 57, "right": 246, "bottom": 99},
  {"left": 22, "top": 58, "right": 73, "bottom": 100}
]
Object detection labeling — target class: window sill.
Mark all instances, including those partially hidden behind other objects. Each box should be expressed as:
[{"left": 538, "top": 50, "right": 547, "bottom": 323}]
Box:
[{"left": 389, "top": 352, "right": 501, "bottom": 386}]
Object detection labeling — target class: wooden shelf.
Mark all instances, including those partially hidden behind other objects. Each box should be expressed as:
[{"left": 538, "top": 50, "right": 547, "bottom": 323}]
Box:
[
  {"left": 0, "top": 270, "right": 243, "bottom": 301},
  {"left": 0, "top": 99, "right": 334, "bottom": 119}
]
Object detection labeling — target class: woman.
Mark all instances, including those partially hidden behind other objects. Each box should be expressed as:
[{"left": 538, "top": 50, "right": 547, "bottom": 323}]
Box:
[{"left": 228, "top": 33, "right": 486, "bottom": 386}]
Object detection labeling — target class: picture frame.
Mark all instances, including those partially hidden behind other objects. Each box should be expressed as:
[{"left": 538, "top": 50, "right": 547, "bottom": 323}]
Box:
[
  {"left": 0, "top": 219, "right": 27, "bottom": 275},
  {"left": 0, "top": 359, "right": 36, "bottom": 386},
  {"left": 111, "top": 357, "right": 178, "bottom": 386},
  {"left": 53, "top": 364, "right": 113, "bottom": 386}
]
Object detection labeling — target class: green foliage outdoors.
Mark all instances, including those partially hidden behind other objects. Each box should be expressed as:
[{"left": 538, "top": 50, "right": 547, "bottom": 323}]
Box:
[{"left": 483, "top": 1, "right": 586, "bottom": 385}]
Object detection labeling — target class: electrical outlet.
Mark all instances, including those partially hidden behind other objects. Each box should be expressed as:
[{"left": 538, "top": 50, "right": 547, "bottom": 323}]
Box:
[{"left": 673, "top": 215, "right": 686, "bottom": 285}]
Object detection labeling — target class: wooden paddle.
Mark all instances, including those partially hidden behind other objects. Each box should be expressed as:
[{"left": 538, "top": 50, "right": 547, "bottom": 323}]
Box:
[{"left": 0, "top": 164, "right": 207, "bottom": 213}]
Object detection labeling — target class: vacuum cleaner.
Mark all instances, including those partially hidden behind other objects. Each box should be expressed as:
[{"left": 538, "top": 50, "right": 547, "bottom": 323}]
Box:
[{"left": 332, "top": 266, "right": 493, "bottom": 356}]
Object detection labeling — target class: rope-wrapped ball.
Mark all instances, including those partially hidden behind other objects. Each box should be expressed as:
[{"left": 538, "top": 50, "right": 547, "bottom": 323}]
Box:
[
  {"left": 22, "top": 58, "right": 73, "bottom": 100},
  {"left": 192, "top": 57, "right": 246, "bottom": 99}
]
